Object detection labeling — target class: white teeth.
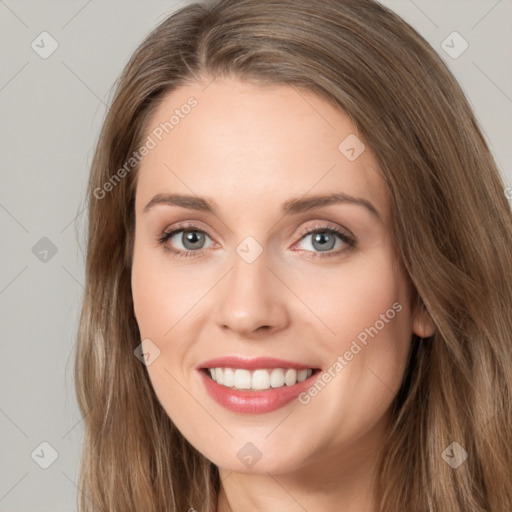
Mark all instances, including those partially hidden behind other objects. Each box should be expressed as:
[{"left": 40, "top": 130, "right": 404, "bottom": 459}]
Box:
[
  {"left": 270, "top": 368, "right": 285, "bottom": 388},
  {"left": 223, "top": 367, "right": 235, "bottom": 387},
  {"left": 207, "top": 367, "right": 314, "bottom": 391},
  {"left": 252, "top": 369, "right": 271, "bottom": 390},
  {"left": 234, "top": 369, "right": 251, "bottom": 389},
  {"left": 297, "top": 369, "right": 308, "bottom": 382},
  {"left": 284, "top": 369, "right": 297, "bottom": 386}
]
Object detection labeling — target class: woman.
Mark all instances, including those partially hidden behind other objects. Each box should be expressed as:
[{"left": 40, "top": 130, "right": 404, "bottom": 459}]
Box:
[{"left": 74, "top": 0, "right": 512, "bottom": 510}]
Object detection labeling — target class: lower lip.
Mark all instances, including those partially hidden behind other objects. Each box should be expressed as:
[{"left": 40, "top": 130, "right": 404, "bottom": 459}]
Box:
[{"left": 198, "top": 369, "right": 319, "bottom": 414}]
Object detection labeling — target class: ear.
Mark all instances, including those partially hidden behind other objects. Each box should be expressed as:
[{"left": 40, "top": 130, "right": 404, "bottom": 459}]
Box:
[{"left": 412, "top": 302, "right": 436, "bottom": 338}]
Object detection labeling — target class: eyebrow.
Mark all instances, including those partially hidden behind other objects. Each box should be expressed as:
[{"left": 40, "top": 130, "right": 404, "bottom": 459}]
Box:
[{"left": 143, "top": 192, "right": 381, "bottom": 220}]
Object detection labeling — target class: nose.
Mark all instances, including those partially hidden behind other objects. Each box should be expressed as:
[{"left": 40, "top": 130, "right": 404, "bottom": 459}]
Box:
[{"left": 215, "top": 249, "right": 290, "bottom": 338}]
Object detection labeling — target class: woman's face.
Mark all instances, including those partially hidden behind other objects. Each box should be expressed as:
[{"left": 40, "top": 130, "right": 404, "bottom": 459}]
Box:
[{"left": 131, "top": 77, "right": 432, "bottom": 476}]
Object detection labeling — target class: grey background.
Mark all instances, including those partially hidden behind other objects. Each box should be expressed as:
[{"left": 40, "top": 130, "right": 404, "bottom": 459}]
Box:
[{"left": 0, "top": 1, "right": 511, "bottom": 510}]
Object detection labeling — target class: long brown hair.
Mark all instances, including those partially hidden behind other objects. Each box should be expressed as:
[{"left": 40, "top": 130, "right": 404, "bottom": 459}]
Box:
[{"left": 74, "top": 0, "right": 512, "bottom": 510}]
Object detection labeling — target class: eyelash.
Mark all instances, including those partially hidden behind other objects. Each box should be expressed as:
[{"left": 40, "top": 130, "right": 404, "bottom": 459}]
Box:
[{"left": 157, "top": 221, "right": 356, "bottom": 260}]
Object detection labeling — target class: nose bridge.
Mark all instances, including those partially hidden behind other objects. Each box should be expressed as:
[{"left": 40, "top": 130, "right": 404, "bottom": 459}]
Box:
[{"left": 215, "top": 238, "right": 288, "bottom": 334}]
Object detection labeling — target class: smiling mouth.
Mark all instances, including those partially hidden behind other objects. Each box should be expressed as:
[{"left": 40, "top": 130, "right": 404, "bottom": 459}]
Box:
[{"left": 203, "top": 367, "right": 320, "bottom": 391}]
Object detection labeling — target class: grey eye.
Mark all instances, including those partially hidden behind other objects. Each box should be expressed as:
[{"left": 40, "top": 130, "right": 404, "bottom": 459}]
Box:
[
  {"left": 170, "top": 230, "right": 212, "bottom": 251},
  {"left": 296, "top": 230, "right": 344, "bottom": 253}
]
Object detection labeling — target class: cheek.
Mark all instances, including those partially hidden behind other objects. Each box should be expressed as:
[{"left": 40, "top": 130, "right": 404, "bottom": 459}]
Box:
[
  {"left": 297, "top": 247, "right": 411, "bottom": 353},
  {"left": 131, "top": 246, "right": 220, "bottom": 447},
  {"left": 131, "top": 242, "right": 198, "bottom": 340},
  {"left": 303, "top": 252, "right": 413, "bottom": 436},
  {"left": 340, "top": 255, "right": 412, "bottom": 383}
]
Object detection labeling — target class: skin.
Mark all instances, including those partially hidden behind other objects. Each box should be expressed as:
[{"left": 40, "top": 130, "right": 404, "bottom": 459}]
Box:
[{"left": 131, "top": 77, "right": 435, "bottom": 512}]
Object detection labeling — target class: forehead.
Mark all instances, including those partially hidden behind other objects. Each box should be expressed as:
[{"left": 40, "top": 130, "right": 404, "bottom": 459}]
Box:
[{"left": 135, "top": 78, "right": 388, "bottom": 221}]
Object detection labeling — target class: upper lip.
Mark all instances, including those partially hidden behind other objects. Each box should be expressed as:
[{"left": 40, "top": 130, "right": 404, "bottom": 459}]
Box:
[{"left": 197, "top": 356, "right": 318, "bottom": 371}]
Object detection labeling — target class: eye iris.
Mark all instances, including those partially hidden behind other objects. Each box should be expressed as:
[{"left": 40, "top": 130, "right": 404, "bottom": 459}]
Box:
[
  {"left": 312, "top": 231, "right": 336, "bottom": 251},
  {"left": 182, "top": 230, "right": 205, "bottom": 250}
]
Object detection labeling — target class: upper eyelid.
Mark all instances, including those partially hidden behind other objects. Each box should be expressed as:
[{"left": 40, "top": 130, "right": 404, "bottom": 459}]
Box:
[
  {"left": 162, "top": 221, "right": 348, "bottom": 237},
  {"left": 296, "top": 221, "right": 353, "bottom": 237}
]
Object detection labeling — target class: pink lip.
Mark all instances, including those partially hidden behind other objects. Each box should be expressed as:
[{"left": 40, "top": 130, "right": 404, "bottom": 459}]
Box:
[{"left": 196, "top": 356, "right": 320, "bottom": 414}]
